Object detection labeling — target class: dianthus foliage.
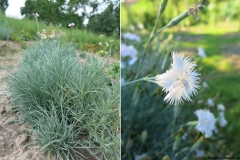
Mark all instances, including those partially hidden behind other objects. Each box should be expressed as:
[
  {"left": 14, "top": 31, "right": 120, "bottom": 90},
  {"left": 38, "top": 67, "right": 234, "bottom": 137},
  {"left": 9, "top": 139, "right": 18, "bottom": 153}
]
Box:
[{"left": 7, "top": 39, "right": 120, "bottom": 160}]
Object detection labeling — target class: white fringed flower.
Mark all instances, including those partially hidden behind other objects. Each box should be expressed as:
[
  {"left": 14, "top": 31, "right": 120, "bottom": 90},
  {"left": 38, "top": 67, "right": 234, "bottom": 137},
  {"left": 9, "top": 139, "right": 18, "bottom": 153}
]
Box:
[
  {"left": 155, "top": 52, "right": 200, "bottom": 105},
  {"left": 219, "top": 112, "right": 227, "bottom": 127},
  {"left": 194, "top": 109, "right": 216, "bottom": 138}
]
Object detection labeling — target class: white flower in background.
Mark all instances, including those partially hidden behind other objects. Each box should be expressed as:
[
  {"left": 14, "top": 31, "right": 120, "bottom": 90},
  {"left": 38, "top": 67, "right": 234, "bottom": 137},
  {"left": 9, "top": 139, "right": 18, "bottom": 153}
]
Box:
[
  {"left": 49, "top": 34, "right": 55, "bottom": 38},
  {"left": 207, "top": 98, "right": 214, "bottom": 107},
  {"left": 195, "top": 149, "right": 205, "bottom": 158},
  {"left": 155, "top": 52, "right": 200, "bottom": 105},
  {"left": 202, "top": 81, "right": 208, "bottom": 88},
  {"left": 218, "top": 112, "right": 227, "bottom": 127},
  {"left": 39, "top": 33, "right": 47, "bottom": 39},
  {"left": 138, "top": 23, "right": 144, "bottom": 30},
  {"left": 35, "top": 12, "right": 39, "bottom": 17},
  {"left": 33, "top": 12, "right": 39, "bottom": 17},
  {"left": 121, "top": 43, "right": 138, "bottom": 65},
  {"left": 194, "top": 109, "right": 216, "bottom": 138},
  {"left": 99, "top": 42, "right": 102, "bottom": 46},
  {"left": 135, "top": 153, "right": 148, "bottom": 160},
  {"left": 68, "top": 22, "right": 75, "bottom": 27},
  {"left": 100, "top": 34, "right": 104, "bottom": 37},
  {"left": 110, "top": 39, "right": 114, "bottom": 42},
  {"left": 198, "top": 47, "right": 206, "bottom": 58},
  {"left": 105, "top": 42, "right": 109, "bottom": 47},
  {"left": 130, "top": 25, "right": 135, "bottom": 31},
  {"left": 217, "top": 103, "right": 225, "bottom": 111},
  {"left": 182, "top": 133, "right": 187, "bottom": 140},
  {"left": 123, "top": 33, "right": 141, "bottom": 42}
]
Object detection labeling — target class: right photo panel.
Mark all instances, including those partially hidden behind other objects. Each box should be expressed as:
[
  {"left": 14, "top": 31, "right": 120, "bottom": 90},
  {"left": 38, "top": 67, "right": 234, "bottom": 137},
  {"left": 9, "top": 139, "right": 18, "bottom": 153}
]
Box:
[{"left": 121, "top": 0, "right": 240, "bottom": 159}]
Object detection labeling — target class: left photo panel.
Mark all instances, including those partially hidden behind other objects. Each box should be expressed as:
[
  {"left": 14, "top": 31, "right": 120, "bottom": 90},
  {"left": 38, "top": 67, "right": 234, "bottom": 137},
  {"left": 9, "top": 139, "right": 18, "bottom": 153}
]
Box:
[{"left": 0, "top": 0, "right": 120, "bottom": 160}]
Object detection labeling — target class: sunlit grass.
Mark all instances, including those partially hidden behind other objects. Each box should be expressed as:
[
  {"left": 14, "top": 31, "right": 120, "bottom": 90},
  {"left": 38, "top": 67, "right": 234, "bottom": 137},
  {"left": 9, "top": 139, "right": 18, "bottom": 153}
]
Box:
[{"left": 200, "top": 55, "right": 233, "bottom": 72}]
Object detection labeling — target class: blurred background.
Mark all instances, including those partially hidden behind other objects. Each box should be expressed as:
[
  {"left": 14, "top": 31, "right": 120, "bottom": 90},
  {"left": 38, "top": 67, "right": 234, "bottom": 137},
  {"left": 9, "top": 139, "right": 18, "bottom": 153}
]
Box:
[{"left": 121, "top": 0, "right": 240, "bottom": 159}]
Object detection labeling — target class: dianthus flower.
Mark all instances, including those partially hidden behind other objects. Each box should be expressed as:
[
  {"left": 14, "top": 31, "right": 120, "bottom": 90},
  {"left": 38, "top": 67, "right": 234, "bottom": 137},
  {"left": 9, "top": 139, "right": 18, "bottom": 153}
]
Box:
[
  {"left": 194, "top": 109, "right": 216, "bottom": 138},
  {"left": 156, "top": 52, "right": 200, "bottom": 105}
]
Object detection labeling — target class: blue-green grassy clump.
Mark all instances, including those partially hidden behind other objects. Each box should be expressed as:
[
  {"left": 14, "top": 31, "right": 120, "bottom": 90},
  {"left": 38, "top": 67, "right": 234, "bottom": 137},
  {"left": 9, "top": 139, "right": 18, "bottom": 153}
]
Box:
[
  {"left": 7, "top": 39, "right": 120, "bottom": 160},
  {"left": 0, "top": 24, "right": 12, "bottom": 40}
]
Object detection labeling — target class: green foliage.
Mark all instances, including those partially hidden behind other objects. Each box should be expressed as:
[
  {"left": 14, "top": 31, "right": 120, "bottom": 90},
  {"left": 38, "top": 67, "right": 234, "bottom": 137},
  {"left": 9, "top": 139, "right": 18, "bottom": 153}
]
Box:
[
  {"left": 8, "top": 40, "right": 120, "bottom": 159},
  {"left": 21, "top": 0, "right": 86, "bottom": 28},
  {"left": 87, "top": 3, "right": 120, "bottom": 36},
  {"left": 0, "top": 0, "right": 8, "bottom": 13},
  {"left": 0, "top": 23, "right": 12, "bottom": 40},
  {"left": 97, "top": 50, "right": 108, "bottom": 57},
  {"left": 106, "top": 62, "right": 120, "bottom": 79},
  {"left": 0, "top": 12, "right": 120, "bottom": 57}
]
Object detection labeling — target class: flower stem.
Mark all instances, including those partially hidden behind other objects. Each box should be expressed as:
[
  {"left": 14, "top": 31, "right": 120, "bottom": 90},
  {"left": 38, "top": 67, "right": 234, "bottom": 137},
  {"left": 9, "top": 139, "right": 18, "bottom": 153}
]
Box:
[
  {"left": 122, "top": 76, "right": 157, "bottom": 86},
  {"left": 35, "top": 18, "right": 39, "bottom": 33},
  {"left": 136, "top": 3, "right": 205, "bottom": 78},
  {"left": 137, "top": 0, "right": 169, "bottom": 73}
]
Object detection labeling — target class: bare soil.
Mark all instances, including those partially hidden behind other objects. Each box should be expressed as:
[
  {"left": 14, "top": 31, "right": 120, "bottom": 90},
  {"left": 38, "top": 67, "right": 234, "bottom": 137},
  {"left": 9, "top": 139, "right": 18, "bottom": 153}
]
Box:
[
  {"left": 0, "top": 40, "right": 118, "bottom": 160},
  {"left": 0, "top": 40, "right": 50, "bottom": 160}
]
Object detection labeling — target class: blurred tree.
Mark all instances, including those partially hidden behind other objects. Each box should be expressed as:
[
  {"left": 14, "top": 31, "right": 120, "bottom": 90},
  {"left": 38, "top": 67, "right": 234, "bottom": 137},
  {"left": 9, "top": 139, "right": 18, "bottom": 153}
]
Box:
[
  {"left": 20, "top": 0, "right": 87, "bottom": 29},
  {"left": 0, "top": 0, "right": 8, "bottom": 14},
  {"left": 87, "top": 2, "right": 120, "bottom": 36}
]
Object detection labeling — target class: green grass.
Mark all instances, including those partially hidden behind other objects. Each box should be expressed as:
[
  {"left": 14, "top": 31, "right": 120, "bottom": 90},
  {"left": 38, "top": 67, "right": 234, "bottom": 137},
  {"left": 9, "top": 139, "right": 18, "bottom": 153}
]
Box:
[
  {"left": 0, "top": 12, "right": 119, "bottom": 57},
  {"left": 170, "top": 23, "right": 240, "bottom": 153}
]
